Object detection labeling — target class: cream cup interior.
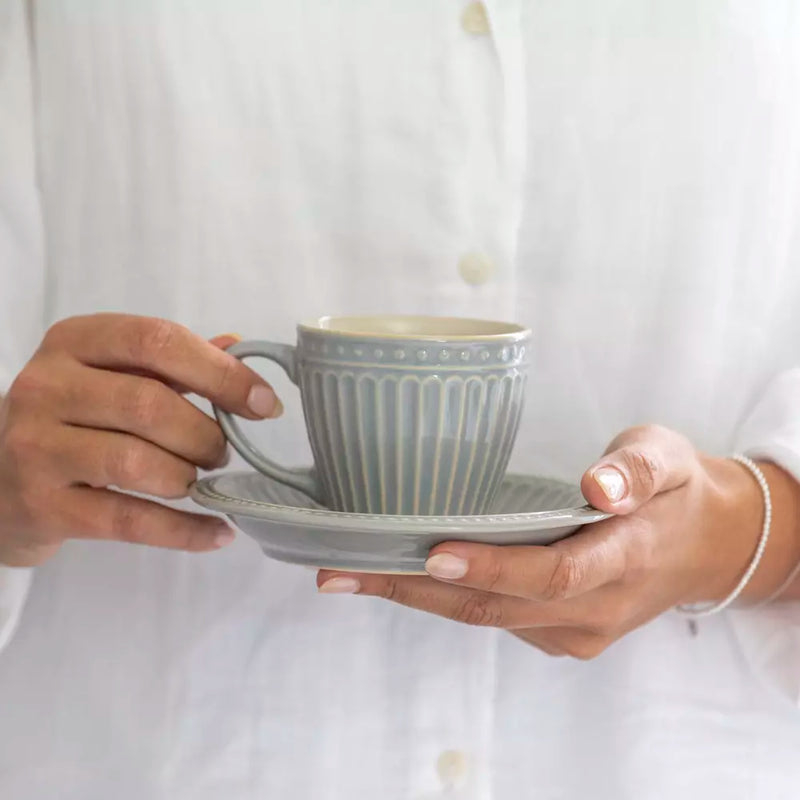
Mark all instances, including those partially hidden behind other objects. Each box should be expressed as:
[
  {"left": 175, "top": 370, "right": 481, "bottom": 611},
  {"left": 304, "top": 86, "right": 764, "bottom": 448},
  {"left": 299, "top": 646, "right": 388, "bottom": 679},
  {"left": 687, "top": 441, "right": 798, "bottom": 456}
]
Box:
[{"left": 300, "top": 315, "right": 529, "bottom": 341}]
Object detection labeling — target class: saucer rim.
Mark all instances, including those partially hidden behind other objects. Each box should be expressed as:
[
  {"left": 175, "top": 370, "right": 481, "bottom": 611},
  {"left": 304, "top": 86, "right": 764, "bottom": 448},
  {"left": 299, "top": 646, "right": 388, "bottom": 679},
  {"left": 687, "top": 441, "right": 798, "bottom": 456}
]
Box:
[{"left": 190, "top": 471, "right": 613, "bottom": 534}]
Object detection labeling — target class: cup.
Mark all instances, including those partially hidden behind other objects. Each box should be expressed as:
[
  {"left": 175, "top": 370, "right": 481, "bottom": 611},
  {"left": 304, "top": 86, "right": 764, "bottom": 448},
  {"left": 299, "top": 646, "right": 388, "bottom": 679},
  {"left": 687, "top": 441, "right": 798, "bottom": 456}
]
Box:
[{"left": 214, "top": 315, "right": 531, "bottom": 516}]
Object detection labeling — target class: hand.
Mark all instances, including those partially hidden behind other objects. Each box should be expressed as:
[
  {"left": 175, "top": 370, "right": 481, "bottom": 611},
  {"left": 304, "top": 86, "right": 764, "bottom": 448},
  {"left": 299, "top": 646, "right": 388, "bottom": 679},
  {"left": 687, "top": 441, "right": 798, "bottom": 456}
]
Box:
[
  {"left": 0, "top": 314, "right": 281, "bottom": 567},
  {"left": 317, "top": 424, "right": 800, "bottom": 659}
]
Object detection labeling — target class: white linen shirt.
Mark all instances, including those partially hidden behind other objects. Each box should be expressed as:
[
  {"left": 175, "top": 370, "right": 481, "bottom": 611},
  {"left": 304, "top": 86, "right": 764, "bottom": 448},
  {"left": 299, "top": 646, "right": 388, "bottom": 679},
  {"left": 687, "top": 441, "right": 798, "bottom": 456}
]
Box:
[{"left": 2, "top": 1, "right": 800, "bottom": 798}]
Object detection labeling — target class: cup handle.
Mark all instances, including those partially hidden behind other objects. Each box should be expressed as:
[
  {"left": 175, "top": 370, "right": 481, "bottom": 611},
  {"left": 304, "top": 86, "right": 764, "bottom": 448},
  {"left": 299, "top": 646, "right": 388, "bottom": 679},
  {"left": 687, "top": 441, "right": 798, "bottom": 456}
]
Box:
[{"left": 212, "top": 340, "right": 322, "bottom": 502}]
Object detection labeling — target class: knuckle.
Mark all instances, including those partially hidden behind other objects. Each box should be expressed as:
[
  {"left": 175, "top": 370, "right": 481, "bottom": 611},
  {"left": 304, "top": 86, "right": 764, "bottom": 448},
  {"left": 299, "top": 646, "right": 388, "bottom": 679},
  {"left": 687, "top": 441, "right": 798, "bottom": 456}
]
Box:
[
  {"left": 41, "top": 318, "right": 75, "bottom": 350},
  {"left": 109, "top": 497, "right": 146, "bottom": 543},
  {"left": 451, "top": 594, "right": 504, "bottom": 627},
  {"left": 6, "top": 366, "right": 50, "bottom": 406},
  {"left": 378, "top": 578, "right": 404, "bottom": 603},
  {"left": 481, "top": 552, "right": 505, "bottom": 592},
  {"left": 126, "top": 379, "right": 166, "bottom": 429},
  {"left": 126, "top": 317, "right": 179, "bottom": 367},
  {"left": 621, "top": 447, "right": 661, "bottom": 495},
  {"left": 111, "top": 441, "right": 150, "bottom": 486},
  {"left": 561, "top": 634, "right": 609, "bottom": 661},
  {"left": 542, "top": 551, "right": 584, "bottom": 601}
]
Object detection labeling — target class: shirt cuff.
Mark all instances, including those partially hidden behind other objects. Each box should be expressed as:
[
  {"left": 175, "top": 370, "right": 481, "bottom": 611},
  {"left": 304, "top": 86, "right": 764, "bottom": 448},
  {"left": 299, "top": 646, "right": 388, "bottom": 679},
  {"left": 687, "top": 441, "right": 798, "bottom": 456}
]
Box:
[{"left": 0, "top": 565, "right": 32, "bottom": 654}]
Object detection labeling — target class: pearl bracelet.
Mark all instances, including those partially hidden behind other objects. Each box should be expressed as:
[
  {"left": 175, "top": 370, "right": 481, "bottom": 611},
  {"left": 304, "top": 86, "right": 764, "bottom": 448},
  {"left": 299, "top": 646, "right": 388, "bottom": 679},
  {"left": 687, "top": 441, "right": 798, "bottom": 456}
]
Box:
[{"left": 677, "top": 454, "right": 772, "bottom": 617}]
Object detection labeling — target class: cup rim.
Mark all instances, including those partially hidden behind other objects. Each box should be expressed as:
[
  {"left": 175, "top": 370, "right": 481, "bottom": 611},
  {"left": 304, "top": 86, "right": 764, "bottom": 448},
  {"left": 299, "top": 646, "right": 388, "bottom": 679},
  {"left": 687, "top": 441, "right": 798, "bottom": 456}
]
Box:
[{"left": 298, "top": 315, "right": 531, "bottom": 342}]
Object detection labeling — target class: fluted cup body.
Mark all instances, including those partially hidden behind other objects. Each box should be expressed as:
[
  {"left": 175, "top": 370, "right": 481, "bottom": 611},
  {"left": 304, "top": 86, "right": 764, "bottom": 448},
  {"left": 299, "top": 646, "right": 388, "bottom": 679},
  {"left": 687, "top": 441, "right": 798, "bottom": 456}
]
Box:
[{"left": 296, "top": 318, "right": 530, "bottom": 515}]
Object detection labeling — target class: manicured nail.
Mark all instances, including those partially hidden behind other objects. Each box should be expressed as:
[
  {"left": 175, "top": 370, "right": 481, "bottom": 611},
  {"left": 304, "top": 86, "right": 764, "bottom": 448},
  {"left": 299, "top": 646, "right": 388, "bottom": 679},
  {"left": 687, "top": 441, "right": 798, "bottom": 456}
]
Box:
[
  {"left": 213, "top": 528, "right": 236, "bottom": 548},
  {"left": 426, "top": 553, "right": 469, "bottom": 580},
  {"left": 272, "top": 396, "right": 284, "bottom": 418},
  {"left": 318, "top": 577, "right": 361, "bottom": 594},
  {"left": 221, "top": 333, "right": 242, "bottom": 342},
  {"left": 593, "top": 466, "right": 627, "bottom": 502},
  {"left": 247, "top": 385, "right": 279, "bottom": 418}
]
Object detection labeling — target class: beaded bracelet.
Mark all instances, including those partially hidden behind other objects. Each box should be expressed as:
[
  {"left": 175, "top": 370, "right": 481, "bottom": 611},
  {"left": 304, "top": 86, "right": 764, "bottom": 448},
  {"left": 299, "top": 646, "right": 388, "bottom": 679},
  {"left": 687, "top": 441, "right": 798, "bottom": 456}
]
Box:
[{"left": 677, "top": 454, "right": 772, "bottom": 617}]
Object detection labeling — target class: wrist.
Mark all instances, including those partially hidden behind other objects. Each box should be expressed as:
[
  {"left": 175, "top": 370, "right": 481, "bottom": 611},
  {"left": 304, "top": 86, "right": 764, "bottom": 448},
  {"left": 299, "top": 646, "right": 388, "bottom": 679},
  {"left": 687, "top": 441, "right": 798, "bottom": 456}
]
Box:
[
  {"left": 689, "top": 456, "right": 763, "bottom": 604},
  {"left": 694, "top": 457, "right": 800, "bottom": 606}
]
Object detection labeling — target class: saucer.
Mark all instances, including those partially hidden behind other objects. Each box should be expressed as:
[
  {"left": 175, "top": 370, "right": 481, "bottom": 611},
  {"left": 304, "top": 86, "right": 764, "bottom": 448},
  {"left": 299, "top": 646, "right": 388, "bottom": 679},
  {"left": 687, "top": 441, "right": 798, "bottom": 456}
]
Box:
[{"left": 190, "top": 472, "right": 612, "bottom": 574}]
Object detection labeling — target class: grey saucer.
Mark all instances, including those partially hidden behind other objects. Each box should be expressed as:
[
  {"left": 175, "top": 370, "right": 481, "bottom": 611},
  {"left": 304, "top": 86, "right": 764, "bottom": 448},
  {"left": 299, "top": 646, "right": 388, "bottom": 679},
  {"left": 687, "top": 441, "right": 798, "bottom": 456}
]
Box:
[{"left": 190, "top": 471, "right": 612, "bottom": 574}]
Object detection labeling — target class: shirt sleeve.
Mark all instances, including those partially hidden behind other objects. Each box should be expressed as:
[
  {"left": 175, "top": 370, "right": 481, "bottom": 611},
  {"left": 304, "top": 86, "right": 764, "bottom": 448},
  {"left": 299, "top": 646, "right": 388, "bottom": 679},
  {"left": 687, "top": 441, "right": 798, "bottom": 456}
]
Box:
[
  {"left": 735, "top": 368, "right": 800, "bottom": 483},
  {"left": 727, "top": 368, "right": 800, "bottom": 706},
  {"left": 0, "top": 0, "right": 47, "bottom": 654}
]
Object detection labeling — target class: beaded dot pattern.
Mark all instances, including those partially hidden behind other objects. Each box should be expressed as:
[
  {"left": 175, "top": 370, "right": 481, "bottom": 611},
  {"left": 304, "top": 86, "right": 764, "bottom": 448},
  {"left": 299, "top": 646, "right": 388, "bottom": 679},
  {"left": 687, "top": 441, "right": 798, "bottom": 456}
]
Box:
[{"left": 299, "top": 332, "right": 529, "bottom": 369}]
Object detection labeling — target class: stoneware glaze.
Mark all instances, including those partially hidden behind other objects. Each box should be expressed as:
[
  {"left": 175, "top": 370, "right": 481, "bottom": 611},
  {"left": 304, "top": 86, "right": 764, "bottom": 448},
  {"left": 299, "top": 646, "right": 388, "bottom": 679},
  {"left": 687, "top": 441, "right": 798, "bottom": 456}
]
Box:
[
  {"left": 191, "top": 471, "right": 611, "bottom": 573},
  {"left": 214, "top": 315, "right": 531, "bottom": 516}
]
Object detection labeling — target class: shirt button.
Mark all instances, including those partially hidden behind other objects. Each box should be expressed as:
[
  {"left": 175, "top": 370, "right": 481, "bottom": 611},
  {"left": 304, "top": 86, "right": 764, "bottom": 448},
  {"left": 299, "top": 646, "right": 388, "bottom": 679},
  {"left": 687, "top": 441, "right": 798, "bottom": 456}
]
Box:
[
  {"left": 458, "top": 251, "right": 496, "bottom": 286},
  {"left": 460, "top": 2, "right": 491, "bottom": 35},
  {"left": 437, "top": 749, "right": 469, "bottom": 789}
]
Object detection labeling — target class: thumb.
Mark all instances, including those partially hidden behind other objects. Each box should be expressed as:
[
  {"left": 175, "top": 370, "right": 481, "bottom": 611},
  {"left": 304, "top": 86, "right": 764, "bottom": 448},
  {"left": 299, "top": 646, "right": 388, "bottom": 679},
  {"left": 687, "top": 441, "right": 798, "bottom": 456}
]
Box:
[{"left": 580, "top": 424, "right": 696, "bottom": 515}]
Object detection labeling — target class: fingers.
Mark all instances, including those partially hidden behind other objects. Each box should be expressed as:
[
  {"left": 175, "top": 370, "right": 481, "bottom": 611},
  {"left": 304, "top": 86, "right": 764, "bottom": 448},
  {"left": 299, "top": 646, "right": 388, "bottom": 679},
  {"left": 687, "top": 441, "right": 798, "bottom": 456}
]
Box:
[
  {"left": 317, "top": 566, "right": 637, "bottom": 656},
  {"left": 317, "top": 564, "right": 620, "bottom": 659},
  {"left": 41, "top": 315, "right": 280, "bottom": 419},
  {"left": 56, "top": 361, "right": 228, "bottom": 469},
  {"left": 420, "top": 521, "right": 629, "bottom": 601},
  {"left": 316, "top": 571, "right": 578, "bottom": 629},
  {"left": 581, "top": 423, "right": 696, "bottom": 514},
  {"left": 65, "top": 486, "right": 234, "bottom": 552},
  {"left": 52, "top": 426, "right": 198, "bottom": 499}
]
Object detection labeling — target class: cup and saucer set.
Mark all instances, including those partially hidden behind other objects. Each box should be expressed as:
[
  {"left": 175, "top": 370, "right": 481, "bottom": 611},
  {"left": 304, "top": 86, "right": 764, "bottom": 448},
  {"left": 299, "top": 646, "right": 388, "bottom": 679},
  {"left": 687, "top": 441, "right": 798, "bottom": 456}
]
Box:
[{"left": 191, "top": 315, "right": 610, "bottom": 574}]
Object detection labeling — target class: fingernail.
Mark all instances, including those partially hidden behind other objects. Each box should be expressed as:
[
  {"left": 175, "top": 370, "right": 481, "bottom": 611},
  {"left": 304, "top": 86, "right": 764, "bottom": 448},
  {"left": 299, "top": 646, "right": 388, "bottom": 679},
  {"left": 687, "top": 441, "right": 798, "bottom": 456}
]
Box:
[
  {"left": 221, "top": 447, "right": 232, "bottom": 467},
  {"left": 425, "top": 553, "right": 469, "bottom": 580},
  {"left": 247, "top": 385, "right": 279, "bottom": 418},
  {"left": 213, "top": 528, "right": 236, "bottom": 548},
  {"left": 220, "top": 332, "right": 242, "bottom": 342},
  {"left": 593, "top": 466, "right": 627, "bottom": 502},
  {"left": 272, "top": 396, "right": 284, "bottom": 418},
  {"left": 318, "top": 577, "right": 361, "bottom": 594}
]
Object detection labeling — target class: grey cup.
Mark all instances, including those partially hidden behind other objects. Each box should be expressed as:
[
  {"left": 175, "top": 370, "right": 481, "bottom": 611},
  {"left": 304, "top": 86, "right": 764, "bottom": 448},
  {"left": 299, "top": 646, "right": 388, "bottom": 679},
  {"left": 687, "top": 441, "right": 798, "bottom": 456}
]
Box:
[{"left": 214, "top": 315, "right": 531, "bottom": 516}]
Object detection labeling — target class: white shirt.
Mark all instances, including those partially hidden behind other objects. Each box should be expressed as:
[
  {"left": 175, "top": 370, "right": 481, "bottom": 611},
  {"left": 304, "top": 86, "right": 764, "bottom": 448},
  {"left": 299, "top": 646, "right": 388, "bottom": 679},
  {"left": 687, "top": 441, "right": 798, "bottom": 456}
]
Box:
[{"left": 2, "top": 1, "right": 800, "bottom": 797}]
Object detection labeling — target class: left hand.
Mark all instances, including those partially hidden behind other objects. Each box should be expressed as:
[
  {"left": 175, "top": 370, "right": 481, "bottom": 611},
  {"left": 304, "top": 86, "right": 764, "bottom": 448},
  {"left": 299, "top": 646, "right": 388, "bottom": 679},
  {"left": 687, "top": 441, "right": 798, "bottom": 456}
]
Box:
[{"left": 317, "top": 424, "right": 787, "bottom": 659}]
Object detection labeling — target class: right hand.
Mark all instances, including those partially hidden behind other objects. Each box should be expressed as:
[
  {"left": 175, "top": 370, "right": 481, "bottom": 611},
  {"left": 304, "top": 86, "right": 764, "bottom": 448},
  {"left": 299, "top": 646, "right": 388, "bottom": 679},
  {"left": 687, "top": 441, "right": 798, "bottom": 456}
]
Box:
[{"left": 0, "top": 314, "right": 282, "bottom": 567}]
